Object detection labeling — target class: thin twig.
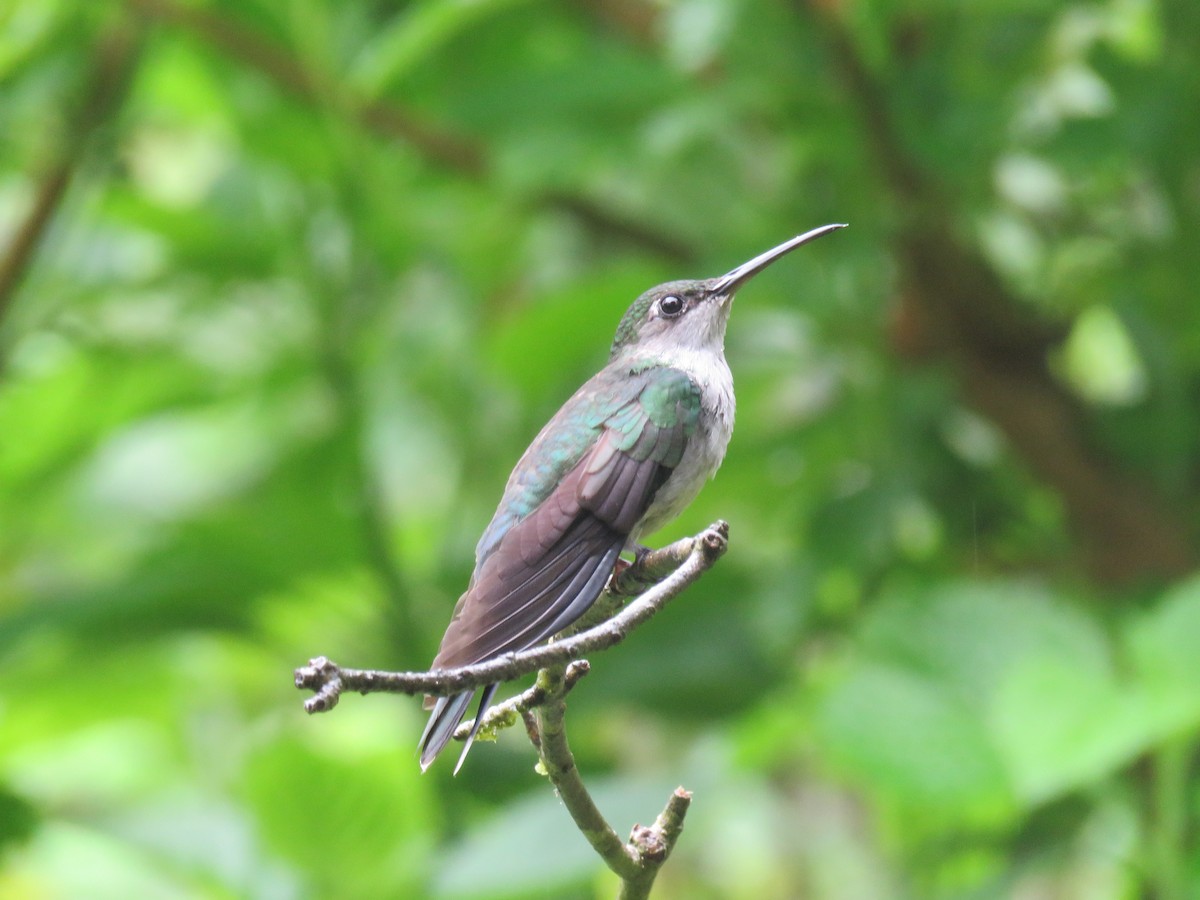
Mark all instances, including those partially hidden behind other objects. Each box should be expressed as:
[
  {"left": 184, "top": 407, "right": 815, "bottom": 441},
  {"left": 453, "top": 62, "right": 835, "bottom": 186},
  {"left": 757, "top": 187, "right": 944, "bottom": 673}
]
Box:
[
  {"left": 295, "top": 521, "right": 728, "bottom": 711},
  {"left": 451, "top": 659, "right": 590, "bottom": 743},
  {"left": 619, "top": 788, "right": 693, "bottom": 899}
]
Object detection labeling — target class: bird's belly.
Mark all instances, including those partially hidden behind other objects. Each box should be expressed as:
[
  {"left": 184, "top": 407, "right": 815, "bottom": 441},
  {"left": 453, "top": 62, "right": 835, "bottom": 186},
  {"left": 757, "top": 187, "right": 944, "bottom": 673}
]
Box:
[{"left": 632, "top": 413, "right": 732, "bottom": 541}]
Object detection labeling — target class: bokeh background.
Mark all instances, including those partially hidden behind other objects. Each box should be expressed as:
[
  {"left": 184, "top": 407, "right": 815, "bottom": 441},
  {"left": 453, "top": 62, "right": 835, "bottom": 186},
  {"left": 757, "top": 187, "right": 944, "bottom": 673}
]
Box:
[{"left": 2, "top": 1, "right": 1199, "bottom": 897}]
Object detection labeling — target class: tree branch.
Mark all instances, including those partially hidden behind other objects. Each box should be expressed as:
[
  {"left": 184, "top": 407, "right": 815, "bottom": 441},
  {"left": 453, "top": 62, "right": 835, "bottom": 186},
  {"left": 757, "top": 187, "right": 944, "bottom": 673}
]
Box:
[
  {"left": 435, "top": 530, "right": 699, "bottom": 893},
  {"left": 127, "top": 0, "right": 485, "bottom": 174},
  {"left": 451, "top": 659, "right": 591, "bottom": 743},
  {"left": 294, "top": 520, "right": 728, "bottom": 711},
  {"left": 0, "top": 22, "right": 141, "bottom": 338},
  {"left": 532, "top": 661, "right": 691, "bottom": 896},
  {"left": 296, "top": 522, "right": 722, "bottom": 895},
  {"left": 532, "top": 661, "right": 641, "bottom": 881},
  {"left": 621, "top": 788, "right": 692, "bottom": 899}
]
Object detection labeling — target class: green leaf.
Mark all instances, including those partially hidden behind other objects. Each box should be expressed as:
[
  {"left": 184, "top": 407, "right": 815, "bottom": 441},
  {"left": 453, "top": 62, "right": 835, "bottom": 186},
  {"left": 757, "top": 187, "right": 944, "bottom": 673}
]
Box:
[{"left": 818, "top": 662, "right": 1013, "bottom": 820}]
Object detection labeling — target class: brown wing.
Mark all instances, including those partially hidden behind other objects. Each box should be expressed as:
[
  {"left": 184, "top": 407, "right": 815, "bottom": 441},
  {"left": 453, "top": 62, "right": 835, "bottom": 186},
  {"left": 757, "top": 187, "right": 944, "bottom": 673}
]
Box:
[
  {"left": 419, "top": 375, "right": 696, "bottom": 771},
  {"left": 430, "top": 423, "right": 676, "bottom": 669}
]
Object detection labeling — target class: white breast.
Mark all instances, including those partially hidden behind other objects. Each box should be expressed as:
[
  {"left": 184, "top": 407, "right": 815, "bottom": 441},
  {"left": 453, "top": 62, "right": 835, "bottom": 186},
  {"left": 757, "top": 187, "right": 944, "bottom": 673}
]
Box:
[{"left": 632, "top": 350, "right": 734, "bottom": 541}]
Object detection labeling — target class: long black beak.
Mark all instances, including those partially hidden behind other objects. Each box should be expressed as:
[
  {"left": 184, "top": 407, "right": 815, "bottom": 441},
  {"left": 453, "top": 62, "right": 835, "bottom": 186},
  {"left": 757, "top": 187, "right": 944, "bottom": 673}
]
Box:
[{"left": 712, "top": 223, "right": 847, "bottom": 296}]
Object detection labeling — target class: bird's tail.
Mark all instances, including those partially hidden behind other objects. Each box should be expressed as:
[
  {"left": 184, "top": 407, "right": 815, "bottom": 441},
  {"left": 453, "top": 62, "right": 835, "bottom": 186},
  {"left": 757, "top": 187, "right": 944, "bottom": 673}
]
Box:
[{"left": 418, "top": 684, "right": 498, "bottom": 774}]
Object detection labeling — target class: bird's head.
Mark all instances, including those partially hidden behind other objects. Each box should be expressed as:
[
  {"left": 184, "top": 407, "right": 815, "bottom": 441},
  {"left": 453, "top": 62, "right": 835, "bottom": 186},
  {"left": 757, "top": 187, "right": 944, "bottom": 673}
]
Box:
[{"left": 609, "top": 224, "right": 846, "bottom": 365}]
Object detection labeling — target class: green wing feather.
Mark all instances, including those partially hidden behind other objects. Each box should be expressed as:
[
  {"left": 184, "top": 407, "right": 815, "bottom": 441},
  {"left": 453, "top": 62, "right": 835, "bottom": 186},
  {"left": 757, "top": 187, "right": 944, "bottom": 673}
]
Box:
[{"left": 473, "top": 365, "right": 700, "bottom": 568}]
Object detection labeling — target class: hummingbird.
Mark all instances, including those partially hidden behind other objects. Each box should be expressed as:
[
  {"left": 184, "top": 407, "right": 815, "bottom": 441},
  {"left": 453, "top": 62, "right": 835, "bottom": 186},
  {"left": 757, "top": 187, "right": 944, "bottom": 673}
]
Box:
[{"left": 420, "top": 224, "right": 846, "bottom": 772}]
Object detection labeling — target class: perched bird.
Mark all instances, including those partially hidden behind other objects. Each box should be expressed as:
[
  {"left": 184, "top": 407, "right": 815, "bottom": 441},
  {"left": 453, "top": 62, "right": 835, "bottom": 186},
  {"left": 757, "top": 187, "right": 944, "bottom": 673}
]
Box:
[{"left": 420, "top": 224, "right": 846, "bottom": 772}]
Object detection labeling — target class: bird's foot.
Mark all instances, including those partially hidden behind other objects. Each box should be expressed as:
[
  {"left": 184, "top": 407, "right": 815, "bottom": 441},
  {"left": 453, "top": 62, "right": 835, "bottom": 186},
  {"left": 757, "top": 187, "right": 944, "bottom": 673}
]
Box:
[{"left": 613, "top": 542, "right": 653, "bottom": 579}]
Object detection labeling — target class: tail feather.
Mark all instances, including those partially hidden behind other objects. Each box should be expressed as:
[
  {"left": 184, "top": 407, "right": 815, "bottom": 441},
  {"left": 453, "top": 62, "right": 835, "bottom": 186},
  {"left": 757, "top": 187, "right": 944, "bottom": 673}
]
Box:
[{"left": 418, "top": 684, "right": 499, "bottom": 773}]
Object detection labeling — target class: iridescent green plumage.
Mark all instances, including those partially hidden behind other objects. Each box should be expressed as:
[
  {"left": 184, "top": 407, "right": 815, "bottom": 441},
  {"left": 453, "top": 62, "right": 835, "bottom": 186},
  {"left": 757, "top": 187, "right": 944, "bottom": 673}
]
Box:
[{"left": 474, "top": 366, "right": 700, "bottom": 565}]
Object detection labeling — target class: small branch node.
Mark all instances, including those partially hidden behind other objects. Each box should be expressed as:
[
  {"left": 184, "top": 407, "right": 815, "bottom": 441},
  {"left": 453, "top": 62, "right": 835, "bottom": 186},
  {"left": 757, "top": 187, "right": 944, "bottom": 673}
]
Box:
[
  {"left": 700, "top": 520, "right": 729, "bottom": 559},
  {"left": 521, "top": 709, "right": 542, "bottom": 751},
  {"left": 563, "top": 659, "right": 591, "bottom": 690},
  {"left": 629, "top": 823, "right": 668, "bottom": 862},
  {"left": 296, "top": 656, "right": 345, "bottom": 713}
]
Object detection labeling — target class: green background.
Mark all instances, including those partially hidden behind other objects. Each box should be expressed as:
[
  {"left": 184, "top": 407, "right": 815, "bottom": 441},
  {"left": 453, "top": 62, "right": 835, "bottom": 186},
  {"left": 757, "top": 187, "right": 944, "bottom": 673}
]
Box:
[{"left": 2, "top": 1, "right": 1198, "bottom": 897}]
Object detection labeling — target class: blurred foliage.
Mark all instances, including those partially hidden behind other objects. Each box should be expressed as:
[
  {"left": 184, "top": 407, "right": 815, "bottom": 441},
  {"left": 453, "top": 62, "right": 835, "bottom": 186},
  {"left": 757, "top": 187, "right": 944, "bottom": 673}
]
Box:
[{"left": 1, "top": 0, "right": 1199, "bottom": 898}]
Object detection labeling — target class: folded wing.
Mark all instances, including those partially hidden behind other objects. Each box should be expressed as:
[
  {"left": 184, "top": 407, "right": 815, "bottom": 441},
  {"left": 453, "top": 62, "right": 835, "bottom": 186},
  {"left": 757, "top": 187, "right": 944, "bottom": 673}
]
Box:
[{"left": 419, "top": 366, "right": 700, "bottom": 771}]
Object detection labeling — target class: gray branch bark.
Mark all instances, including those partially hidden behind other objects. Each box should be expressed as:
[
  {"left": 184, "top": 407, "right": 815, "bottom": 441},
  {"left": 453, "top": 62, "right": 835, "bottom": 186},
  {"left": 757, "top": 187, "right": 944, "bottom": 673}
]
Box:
[{"left": 294, "top": 520, "right": 728, "bottom": 710}]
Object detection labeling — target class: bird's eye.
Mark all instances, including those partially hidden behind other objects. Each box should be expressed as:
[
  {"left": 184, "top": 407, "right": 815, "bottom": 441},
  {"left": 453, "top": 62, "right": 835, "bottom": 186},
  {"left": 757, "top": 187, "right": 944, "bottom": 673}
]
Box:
[{"left": 658, "top": 295, "right": 684, "bottom": 317}]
